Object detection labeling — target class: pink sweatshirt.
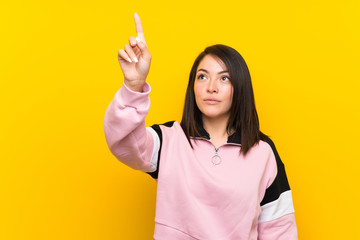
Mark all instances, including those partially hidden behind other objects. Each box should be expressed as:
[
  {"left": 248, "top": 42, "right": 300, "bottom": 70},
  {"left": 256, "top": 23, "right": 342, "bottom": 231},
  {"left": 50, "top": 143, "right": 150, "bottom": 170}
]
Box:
[{"left": 104, "top": 83, "right": 298, "bottom": 240}]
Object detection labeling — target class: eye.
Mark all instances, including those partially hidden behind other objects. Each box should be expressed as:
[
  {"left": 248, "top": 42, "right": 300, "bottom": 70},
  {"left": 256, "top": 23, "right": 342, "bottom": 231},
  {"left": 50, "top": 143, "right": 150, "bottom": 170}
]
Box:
[
  {"left": 221, "top": 76, "right": 230, "bottom": 81},
  {"left": 197, "top": 74, "right": 207, "bottom": 80}
]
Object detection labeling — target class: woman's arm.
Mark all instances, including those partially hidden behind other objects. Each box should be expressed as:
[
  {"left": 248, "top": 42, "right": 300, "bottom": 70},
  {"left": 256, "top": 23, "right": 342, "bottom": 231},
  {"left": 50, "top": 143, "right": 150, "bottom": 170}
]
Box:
[
  {"left": 104, "top": 82, "right": 156, "bottom": 171},
  {"left": 258, "top": 137, "right": 298, "bottom": 239},
  {"left": 104, "top": 13, "right": 157, "bottom": 172}
]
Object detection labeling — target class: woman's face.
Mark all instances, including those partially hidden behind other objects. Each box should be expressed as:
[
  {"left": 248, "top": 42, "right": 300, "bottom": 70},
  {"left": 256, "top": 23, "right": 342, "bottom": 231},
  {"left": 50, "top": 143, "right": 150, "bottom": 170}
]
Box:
[{"left": 194, "top": 54, "right": 234, "bottom": 123}]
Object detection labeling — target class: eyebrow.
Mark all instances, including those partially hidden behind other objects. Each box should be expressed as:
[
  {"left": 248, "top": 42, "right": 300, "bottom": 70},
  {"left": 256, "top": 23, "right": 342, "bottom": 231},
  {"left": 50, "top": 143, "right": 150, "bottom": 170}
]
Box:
[{"left": 197, "top": 69, "right": 229, "bottom": 74}]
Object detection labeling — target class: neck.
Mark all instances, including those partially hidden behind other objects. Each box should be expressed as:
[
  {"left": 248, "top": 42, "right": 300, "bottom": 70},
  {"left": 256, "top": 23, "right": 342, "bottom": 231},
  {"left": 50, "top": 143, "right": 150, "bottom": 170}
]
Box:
[{"left": 202, "top": 115, "right": 232, "bottom": 148}]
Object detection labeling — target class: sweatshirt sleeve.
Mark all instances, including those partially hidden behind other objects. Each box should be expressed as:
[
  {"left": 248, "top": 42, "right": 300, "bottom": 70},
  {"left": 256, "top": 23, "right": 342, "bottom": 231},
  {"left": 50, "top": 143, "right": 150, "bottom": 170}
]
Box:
[
  {"left": 258, "top": 138, "right": 298, "bottom": 240},
  {"left": 103, "top": 82, "right": 158, "bottom": 172}
]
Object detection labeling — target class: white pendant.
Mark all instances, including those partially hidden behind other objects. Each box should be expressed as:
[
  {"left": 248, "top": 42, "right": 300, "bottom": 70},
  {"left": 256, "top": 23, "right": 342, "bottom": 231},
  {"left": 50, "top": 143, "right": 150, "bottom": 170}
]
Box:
[{"left": 211, "top": 154, "right": 222, "bottom": 165}]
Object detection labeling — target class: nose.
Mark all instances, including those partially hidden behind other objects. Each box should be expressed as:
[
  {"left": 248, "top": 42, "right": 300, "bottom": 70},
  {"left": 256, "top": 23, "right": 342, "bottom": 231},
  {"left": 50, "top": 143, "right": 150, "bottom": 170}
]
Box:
[{"left": 207, "top": 79, "right": 218, "bottom": 93}]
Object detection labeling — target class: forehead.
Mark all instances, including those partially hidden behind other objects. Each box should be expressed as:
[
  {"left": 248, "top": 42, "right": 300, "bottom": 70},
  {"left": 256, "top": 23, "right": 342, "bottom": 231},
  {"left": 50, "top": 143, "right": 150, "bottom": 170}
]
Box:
[{"left": 197, "top": 54, "right": 227, "bottom": 72}]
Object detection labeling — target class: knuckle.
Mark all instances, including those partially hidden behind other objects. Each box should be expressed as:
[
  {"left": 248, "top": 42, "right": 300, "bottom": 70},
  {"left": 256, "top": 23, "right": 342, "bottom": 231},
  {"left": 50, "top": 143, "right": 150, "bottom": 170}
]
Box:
[{"left": 129, "top": 36, "right": 136, "bottom": 45}]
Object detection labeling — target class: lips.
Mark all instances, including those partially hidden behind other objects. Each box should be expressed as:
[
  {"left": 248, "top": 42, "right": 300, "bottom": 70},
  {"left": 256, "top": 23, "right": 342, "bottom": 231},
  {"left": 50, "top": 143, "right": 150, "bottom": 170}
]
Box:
[{"left": 204, "top": 98, "right": 220, "bottom": 104}]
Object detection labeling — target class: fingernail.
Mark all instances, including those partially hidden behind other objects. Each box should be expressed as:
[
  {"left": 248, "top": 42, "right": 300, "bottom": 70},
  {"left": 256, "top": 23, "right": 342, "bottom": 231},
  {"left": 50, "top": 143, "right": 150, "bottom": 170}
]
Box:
[
  {"left": 136, "top": 37, "right": 141, "bottom": 43},
  {"left": 127, "top": 57, "right": 132, "bottom": 63},
  {"left": 133, "top": 57, "right": 138, "bottom": 63}
]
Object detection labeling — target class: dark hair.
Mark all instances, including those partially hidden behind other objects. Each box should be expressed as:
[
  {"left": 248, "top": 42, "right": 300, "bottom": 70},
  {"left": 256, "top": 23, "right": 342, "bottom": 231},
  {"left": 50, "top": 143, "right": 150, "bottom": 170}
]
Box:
[{"left": 180, "top": 44, "right": 267, "bottom": 155}]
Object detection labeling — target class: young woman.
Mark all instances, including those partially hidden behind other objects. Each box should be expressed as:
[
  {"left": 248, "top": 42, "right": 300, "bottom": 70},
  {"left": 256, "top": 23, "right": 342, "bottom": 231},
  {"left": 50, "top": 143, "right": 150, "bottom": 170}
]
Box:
[{"left": 104, "top": 13, "right": 298, "bottom": 239}]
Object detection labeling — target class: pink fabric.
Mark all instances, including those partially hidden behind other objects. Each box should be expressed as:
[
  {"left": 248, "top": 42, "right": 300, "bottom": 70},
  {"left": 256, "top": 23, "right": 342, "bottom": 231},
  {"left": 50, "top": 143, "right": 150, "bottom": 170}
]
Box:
[
  {"left": 104, "top": 83, "right": 153, "bottom": 171},
  {"left": 258, "top": 214, "right": 298, "bottom": 240},
  {"left": 104, "top": 83, "right": 298, "bottom": 239}
]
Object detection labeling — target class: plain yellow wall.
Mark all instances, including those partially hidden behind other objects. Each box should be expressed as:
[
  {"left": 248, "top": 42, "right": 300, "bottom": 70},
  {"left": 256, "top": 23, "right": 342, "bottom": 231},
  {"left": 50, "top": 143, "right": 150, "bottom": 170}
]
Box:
[{"left": 1, "top": 0, "right": 359, "bottom": 239}]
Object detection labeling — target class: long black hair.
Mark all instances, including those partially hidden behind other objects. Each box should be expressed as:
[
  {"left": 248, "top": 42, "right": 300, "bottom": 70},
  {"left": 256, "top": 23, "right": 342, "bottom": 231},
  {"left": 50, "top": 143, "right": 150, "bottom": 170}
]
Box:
[{"left": 180, "top": 44, "right": 267, "bottom": 155}]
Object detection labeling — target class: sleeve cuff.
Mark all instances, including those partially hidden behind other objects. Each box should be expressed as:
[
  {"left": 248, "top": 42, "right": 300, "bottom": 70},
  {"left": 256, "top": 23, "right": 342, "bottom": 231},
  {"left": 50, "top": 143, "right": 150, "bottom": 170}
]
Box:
[{"left": 116, "top": 82, "right": 151, "bottom": 109}]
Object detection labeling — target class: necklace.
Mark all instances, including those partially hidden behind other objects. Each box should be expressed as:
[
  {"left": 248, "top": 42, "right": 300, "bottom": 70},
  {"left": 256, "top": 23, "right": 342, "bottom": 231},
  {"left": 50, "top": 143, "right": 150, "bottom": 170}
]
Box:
[{"left": 211, "top": 147, "right": 222, "bottom": 165}]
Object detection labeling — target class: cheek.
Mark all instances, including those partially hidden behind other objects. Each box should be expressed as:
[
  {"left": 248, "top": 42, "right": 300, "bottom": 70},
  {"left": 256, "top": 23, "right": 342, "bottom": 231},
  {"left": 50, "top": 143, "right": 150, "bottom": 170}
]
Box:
[
  {"left": 224, "top": 85, "right": 234, "bottom": 101},
  {"left": 225, "top": 87, "right": 234, "bottom": 110},
  {"left": 194, "top": 82, "right": 201, "bottom": 99}
]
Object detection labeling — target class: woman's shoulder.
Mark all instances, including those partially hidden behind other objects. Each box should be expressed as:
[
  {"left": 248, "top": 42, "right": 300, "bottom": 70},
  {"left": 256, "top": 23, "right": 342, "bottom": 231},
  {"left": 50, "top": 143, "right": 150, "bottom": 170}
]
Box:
[
  {"left": 258, "top": 135, "right": 284, "bottom": 166},
  {"left": 260, "top": 135, "right": 276, "bottom": 150},
  {"left": 147, "top": 121, "right": 184, "bottom": 136},
  {"left": 148, "top": 120, "right": 179, "bottom": 129}
]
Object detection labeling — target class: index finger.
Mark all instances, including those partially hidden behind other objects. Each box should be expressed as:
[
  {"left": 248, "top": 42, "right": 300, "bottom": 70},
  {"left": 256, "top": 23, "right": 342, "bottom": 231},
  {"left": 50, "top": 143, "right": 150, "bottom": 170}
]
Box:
[{"left": 134, "top": 13, "right": 146, "bottom": 43}]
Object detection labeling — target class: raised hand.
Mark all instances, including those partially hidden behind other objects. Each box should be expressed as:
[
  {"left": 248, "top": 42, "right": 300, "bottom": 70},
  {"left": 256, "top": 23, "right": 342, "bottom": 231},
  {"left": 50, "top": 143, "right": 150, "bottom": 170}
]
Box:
[{"left": 118, "top": 13, "right": 151, "bottom": 92}]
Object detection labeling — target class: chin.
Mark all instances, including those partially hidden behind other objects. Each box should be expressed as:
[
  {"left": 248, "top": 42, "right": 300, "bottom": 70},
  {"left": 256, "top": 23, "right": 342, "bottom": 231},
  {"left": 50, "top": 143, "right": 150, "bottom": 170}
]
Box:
[{"left": 202, "top": 112, "right": 228, "bottom": 120}]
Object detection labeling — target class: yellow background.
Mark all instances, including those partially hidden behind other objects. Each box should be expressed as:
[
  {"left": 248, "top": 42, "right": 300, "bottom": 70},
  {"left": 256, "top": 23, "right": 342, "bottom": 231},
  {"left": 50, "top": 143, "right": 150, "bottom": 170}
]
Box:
[{"left": 1, "top": 0, "right": 359, "bottom": 239}]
